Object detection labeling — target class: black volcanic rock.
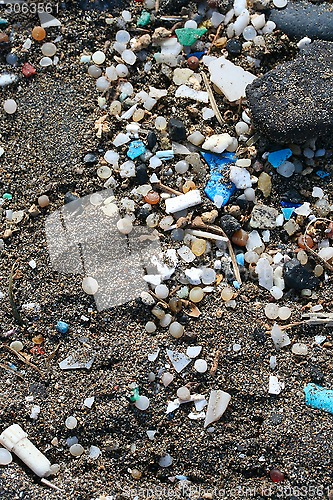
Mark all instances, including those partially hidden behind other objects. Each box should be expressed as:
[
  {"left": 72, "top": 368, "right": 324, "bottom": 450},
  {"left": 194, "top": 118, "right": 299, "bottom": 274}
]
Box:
[
  {"left": 270, "top": 0, "right": 333, "bottom": 41},
  {"left": 246, "top": 41, "right": 333, "bottom": 144}
]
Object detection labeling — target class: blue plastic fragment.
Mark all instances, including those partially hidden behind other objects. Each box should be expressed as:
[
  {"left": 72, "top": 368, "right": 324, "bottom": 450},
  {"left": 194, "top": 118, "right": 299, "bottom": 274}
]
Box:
[
  {"left": 304, "top": 383, "right": 333, "bottom": 415},
  {"left": 316, "top": 170, "right": 330, "bottom": 179},
  {"left": 186, "top": 51, "right": 206, "bottom": 59},
  {"left": 267, "top": 149, "right": 292, "bottom": 168},
  {"left": 56, "top": 321, "right": 69, "bottom": 335},
  {"left": 281, "top": 207, "right": 294, "bottom": 220},
  {"left": 236, "top": 253, "right": 245, "bottom": 266},
  {"left": 233, "top": 281, "right": 241, "bottom": 289},
  {"left": 176, "top": 475, "right": 188, "bottom": 481},
  {"left": 200, "top": 152, "right": 237, "bottom": 206},
  {"left": 127, "top": 140, "right": 146, "bottom": 160},
  {"left": 280, "top": 201, "right": 302, "bottom": 209}
]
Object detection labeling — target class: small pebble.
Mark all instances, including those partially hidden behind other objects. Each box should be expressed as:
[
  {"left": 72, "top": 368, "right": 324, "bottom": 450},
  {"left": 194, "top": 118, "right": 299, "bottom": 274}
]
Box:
[
  {"left": 135, "top": 395, "right": 150, "bottom": 410},
  {"left": 145, "top": 321, "right": 156, "bottom": 333},
  {"left": 32, "top": 26, "right": 46, "bottom": 41},
  {"left": 10, "top": 340, "right": 23, "bottom": 352},
  {"left": 41, "top": 43, "right": 57, "bottom": 56}
]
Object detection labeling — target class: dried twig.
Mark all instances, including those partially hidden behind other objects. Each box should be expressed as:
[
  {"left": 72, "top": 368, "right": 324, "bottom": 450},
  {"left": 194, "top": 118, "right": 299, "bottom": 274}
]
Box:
[
  {"left": 210, "top": 349, "right": 220, "bottom": 376},
  {"left": 0, "top": 362, "right": 24, "bottom": 380},
  {"left": 207, "top": 24, "right": 222, "bottom": 55},
  {"left": 303, "top": 218, "right": 333, "bottom": 273},
  {"left": 201, "top": 72, "right": 224, "bottom": 126},
  {"left": 9, "top": 261, "right": 24, "bottom": 325},
  {"left": 1, "top": 345, "right": 44, "bottom": 377},
  {"left": 156, "top": 181, "right": 183, "bottom": 196},
  {"left": 190, "top": 219, "right": 242, "bottom": 284}
]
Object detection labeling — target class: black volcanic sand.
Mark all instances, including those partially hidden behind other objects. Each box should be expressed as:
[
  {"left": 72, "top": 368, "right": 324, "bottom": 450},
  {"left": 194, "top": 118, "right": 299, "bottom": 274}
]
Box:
[{"left": 0, "top": 4, "right": 333, "bottom": 500}]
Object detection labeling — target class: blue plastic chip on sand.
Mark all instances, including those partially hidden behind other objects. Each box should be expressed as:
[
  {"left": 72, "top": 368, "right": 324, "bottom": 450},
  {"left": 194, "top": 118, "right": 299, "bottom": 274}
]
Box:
[
  {"left": 127, "top": 140, "right": 146, "bottom": 160},
  {"left": 267, "top": 149, "right": 292, "bottom": 168},
  {"left": 304, "top": 383, "right": 333, "bottom": 415},
  {"left": 316, "top": 170, "right": 330, "bottom": 179},
  {"left": 200, "top": 152, "right": 236, "bottom": 206},
  {"left": 281, "top": 207, "right": 294, "bottom": 220}
]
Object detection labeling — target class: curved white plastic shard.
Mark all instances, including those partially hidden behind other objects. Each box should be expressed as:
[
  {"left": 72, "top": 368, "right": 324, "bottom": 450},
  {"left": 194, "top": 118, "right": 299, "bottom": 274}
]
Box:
[{"left": 204, "top": 390, "right": 231, "bottom": 428}]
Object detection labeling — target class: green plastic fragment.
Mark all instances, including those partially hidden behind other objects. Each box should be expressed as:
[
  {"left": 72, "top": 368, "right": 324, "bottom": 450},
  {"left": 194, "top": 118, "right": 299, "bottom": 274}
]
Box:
[
  {"left": 130, "top": 387, "right": 140, "bottom": 402},
  {"left": 3, "top": 193, "right": 12, "bottom": 200},
  {"left": 137, "top": 10, "right": 150, "bottom": 27},
  {"left": 0, "top": 18, "right": 8, "bottom": 28},
  {"left": 175, "top": 28, "right": 207, "bottom": 47}
]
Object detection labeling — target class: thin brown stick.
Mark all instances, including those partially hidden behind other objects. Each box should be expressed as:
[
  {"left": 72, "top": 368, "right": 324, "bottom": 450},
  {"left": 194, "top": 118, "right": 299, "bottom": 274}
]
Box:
[
  {"left": 156, "top": 181, "right": 183, "bottom": 196},
  {"left": 1, "top": 345, "right": 44, "bottom": 377},
  {"left": 201, "top": 72, "right": 224, "bottom": 126},
  {"left": 210, "top": 349, "right": 220, "bottom": 376},
  {"left": 0, "top": 362, "right": 25, "bottom": 380},
  {"left": 303, "top": 218, "right": 333, "bottom": 273},
  {"left": 190, "top": 220, "right": 242, "bottom": 284},
  {"left": 207, "top": 24, "right": 222, "bottom": 55}
]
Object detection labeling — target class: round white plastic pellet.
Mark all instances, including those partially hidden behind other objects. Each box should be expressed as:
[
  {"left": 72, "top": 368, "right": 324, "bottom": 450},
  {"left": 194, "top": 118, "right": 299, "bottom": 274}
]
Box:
[
  {"left": 116, "top": 30, "right": 130, "bottom": 44},
  {"left": 0, "top": 448, "right": 12, "bottom": 465},
  {"left": 69, "top": 444, "right": 84, "bottom": 457},
  {"left": 39, "top": 57, "right": 52, "bottom": 67},
  {"left": 145, "top": 321, "right": 156, "bottom": 333},
  {"left": 135, "top": 395, "right": 150, "bottom": 410},
  {"left": 264, "top": 303, "right": 279, "bottom": 320},
  {"left": 116, "top": 64, "right": 128, "bottom": 77},
  {"left": 41, "top": 42, "right": 57, "bottom": 57},
  {"left": 155, "top": 116, "right": 167, "bottom": 131},
  {"left": 10, "top": 340, "right": 23, "bottom": 352},
  {"left": 160, "top": 314, "right": 172, "bottom": 328},
  {"left": 3, "top": 99, "right": 17, "bottom": 114},
  {"left": 169, "top": 321, "right": 184, "bottom": 338},
  {"left": 278, "top": 306, "right": 291, "bottom": 320},
  {"left": 177, "top": 386, "right": 191, "bottom": 401},
  {"left": 243, "top": 25, "right": 257, "bottom": 41},
  {"left": 155, "top": 284, "right": 169, "bottom": 299},
  {"left": 82, "top": 276, "right": 99, "bottom": 295},
  {"left": 92, "top": 50, "right": 105, "bottom": 64},
  {"left": 88, "top": 65, "right": 102, "bottom": 78},
  {"left": 175, "top": 160, "right": 189, "bottom": 174},
  {"left": 194, "top": 359, "right": 208, "bottom": 373},
  {"left": 122, "top": 49, "right": 136, "bottom": 65},
  {"left": 96, "top": 77, "right": 110, "bottom": 91},
  {"left": 65, "top": 416, "right": 78, "bottom": 429},
  {"left": 273, "top": 0, "right": 288, "bottom": 8},
  {"left": 117, "top": 218, "right": 133, "bottom": 234},
  {"left": 184, "top": 20, "right": 197, "bottom": 29}
]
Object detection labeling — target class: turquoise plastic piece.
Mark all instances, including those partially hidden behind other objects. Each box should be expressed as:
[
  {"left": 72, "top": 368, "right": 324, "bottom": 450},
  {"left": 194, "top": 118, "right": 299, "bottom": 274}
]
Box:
[
  {"left": 175, "top": 28, "right": 207, "bottom": 47},
  {"left": 304, "top": 383, "right": 333, "bottom": 415},
  {"left": 127, "top": 140, "right": 146, "bottom": 160},
  {"left": 268, "top": 149, "right": 292, "bottom": 168}
]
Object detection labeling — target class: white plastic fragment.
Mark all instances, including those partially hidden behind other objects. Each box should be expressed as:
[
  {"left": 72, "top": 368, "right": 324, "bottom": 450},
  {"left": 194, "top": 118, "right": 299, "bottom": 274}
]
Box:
[
  {"left": 0, "top": 448, "right": 12, "bottom": 465},
  {"left": 83, "top": 397, "right": 95, "bottom": 409},
  {"left": 175, "top": 84, "right": 209, "bottom": 103},
  {"left": 0, "top": 424, "right": 52, "bottom": 477},
  {"left": 229, "top": 165, "right": 252, "bottom": 189},
  {"left": 159, "top": 454, "right": 173, "bottom": 467},
  {"left": 186, "top": 346, "right": 202, "bottom": 358},
  {"left": 271, "top": 323, "right": 291, "bottom": 350},
  {"left": 202, "top": 133, "right": 233, "bottom": 154},
  {"left": 165, "top": 190, "right": 202, "bottom": 214},
  {"left": 204, "top": 390, "right": 231, "bottom": 428},
  {"left": 166, "top": 349, "right": 192, "bottom": 373},
  {"left": 268, "top": 375, "right": 283, "bottom": 395},
  {"left": 209, "top": 57, "right": 256, "bottom": 102},
  {"left": 88, "top": 446, "right": 101, "bottom": 459}
]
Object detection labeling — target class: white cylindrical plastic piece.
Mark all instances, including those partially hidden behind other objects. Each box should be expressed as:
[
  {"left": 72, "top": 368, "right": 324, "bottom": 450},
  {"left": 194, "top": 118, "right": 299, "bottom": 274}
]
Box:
[{"left": 0, "top": 424, "right": 51, "bottom": 477}]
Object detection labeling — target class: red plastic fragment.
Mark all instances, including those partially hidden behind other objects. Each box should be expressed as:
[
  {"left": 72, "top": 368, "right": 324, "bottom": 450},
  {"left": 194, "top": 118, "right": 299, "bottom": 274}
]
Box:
[{"left": 22, "top": 62, "right": 36, "bottom": 78}]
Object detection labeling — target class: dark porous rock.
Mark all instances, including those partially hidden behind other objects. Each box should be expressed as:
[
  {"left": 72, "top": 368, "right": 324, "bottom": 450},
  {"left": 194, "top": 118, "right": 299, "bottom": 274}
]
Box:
[
  {"left": 283, "top": 259, "right": 320, "bottom": 290},
  {"left": 168, "top": 118, "right": 186, "bottom": 142},
  {"left": 270, "top": 0, "right": 333, "bottom": 41},
  {"left": 219, "top": 214, "right": 241, "bottom": 237},
  {"left": 246, "top": 41, "right": 333, "bottom": 144}
]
